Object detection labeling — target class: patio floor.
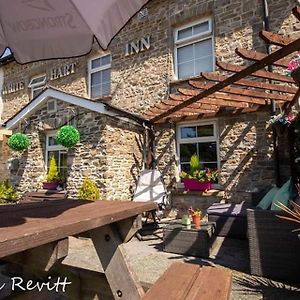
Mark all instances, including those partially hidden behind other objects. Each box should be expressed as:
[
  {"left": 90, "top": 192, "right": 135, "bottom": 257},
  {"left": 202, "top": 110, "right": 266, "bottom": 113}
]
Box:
[{"left": 62, "top": 221, "right": 300, "bottom": 300}]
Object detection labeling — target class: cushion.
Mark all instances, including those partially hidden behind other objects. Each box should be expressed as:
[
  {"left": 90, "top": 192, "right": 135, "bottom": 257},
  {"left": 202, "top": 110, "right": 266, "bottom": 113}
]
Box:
[
  {"left": 271, "top": 179, "right": 291, "bottom": 211},
  {"left": 256, "top": 187, "right": 279, "bottom": 210},
  {"left": 207, "top": 202, "right": 247, "bottom": 217}
]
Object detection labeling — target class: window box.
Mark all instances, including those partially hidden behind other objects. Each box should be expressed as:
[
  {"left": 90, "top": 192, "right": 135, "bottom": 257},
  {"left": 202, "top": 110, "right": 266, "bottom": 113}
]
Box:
[{"left": 181, "top": 178, "right": 212, "bottom": 191}]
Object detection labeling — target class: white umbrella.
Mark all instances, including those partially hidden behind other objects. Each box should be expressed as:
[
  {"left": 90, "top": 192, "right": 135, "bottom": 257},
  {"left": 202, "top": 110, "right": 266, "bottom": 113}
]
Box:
[{"left": 0, "top": 0, "right": 149, "bottom": 63}]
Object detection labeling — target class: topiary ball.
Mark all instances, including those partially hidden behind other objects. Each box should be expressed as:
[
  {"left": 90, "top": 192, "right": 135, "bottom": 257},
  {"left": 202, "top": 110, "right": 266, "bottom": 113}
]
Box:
[
  {"left": 56, "top": 125, "right": 80, "bottom": 148},
  {"left": 7, "top": 133, "right": 31, "bottom": 151}
]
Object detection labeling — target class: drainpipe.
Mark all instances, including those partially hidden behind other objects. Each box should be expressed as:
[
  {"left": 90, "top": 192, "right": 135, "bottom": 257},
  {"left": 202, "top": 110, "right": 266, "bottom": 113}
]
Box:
[{"left": 262, "top": 0, "right": 280, "bottom": 186}]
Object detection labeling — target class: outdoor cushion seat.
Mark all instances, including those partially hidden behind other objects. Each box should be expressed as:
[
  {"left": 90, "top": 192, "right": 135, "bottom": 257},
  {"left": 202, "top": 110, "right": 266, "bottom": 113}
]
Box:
[{"left": 207, "top": 202, "right": 248, "bottom": 239}]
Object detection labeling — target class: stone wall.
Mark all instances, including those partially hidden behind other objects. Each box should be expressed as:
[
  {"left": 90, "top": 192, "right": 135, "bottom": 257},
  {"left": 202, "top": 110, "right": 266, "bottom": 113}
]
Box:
[
  {"left": 1, "top": 0, "right": 299, "bottom": 203},
  {"left": 9, "top": 100, "right": 143, "bottom": 200}
]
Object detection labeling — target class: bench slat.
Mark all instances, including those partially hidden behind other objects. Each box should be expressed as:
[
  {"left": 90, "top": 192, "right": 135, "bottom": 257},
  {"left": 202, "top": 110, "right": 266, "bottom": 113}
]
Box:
[
  {"left": 142, "top": 263, "right": 199, "bottom": 300},
  {"left": 186, "top": 267, "right": 232, "bottom": 300},
  {"left": 143, "top": 263, "right": 232, "bottom": 300}
]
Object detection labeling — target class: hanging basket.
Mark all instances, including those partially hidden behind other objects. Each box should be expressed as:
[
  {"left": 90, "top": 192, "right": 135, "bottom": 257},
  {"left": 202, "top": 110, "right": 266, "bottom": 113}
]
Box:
[
  {"left": 56, "top": 125, "right": 80, "bottom": 148},
  {"left": 291, "top": 67, "right": 300, "bottom": 86},
  {"left": 7, "top": 133, "right": 31, "bottom": 151}
]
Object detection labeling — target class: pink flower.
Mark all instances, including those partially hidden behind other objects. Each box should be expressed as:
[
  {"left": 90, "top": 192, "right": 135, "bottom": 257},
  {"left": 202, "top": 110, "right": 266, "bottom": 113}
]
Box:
[
  {"left": 287, "top": 114, "right": 296, "bottom": 122},
  {"left": 287, "top": 59, "right": 300, "bottom": 71}
]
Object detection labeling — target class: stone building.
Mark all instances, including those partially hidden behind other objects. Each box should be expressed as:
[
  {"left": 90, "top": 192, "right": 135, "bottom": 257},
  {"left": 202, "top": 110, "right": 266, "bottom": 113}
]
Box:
[{"left": 0, "top": 0, "right": 299, "bottom": 204}]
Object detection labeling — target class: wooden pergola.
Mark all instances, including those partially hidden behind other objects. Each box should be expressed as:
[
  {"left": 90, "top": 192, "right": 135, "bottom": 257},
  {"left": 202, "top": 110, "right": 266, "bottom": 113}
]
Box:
[{"left": 143, "top": 7, "right": 300, "bottom": 124}]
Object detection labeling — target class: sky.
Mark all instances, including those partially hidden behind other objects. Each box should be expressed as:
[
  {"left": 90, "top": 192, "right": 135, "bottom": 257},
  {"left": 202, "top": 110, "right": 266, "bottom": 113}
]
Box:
[{"left": 1, "top": 48, "right": 11, "bottom": 58}]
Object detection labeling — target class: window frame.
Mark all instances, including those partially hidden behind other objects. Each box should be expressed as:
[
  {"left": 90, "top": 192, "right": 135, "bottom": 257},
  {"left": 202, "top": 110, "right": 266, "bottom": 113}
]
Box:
[
  {"left": 174, "top": 17, "right": 215, "bottom": 80},
  {"left": 45, "top": 131, "right": 68, "bottom": 172},
  {"left": 28, "top": 74, "right": 46, "bottom": 99},
  {"left": 47, "top": 99, "right": 57, "bottom": 114},
  {"left": 176, "top": 119, "right": 220, "bottom": 172},
  {"left": 88, "top": 54, "right": 111, "bottom": 99}
]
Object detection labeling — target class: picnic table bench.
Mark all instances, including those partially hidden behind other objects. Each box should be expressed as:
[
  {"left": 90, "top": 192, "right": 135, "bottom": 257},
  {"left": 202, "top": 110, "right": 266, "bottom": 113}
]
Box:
[
  {"left": 143, "top": 262, "right": 232, "bottom": 300},
  {"left": 18, "top": 190, "right": 68, "bottom": 203}
]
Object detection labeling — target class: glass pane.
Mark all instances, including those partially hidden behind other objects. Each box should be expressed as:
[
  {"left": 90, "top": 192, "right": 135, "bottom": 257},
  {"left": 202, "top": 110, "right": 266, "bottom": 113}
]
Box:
[
  {"left": 202, "top": 162, "right": 218, "bottom": 169},
  {"left": 180, "top": 143, "right": 197, "bottom": 163},
  {"left": 197, "top": 125, "right": 214, "bottom": 137},
  {"left": 48, "top": 136, "right": 58, "bottom": 146},
  {"left": 198, "top": 142, "right": 217, "bottom": 162},
  {"left": 181, "top": 126, "right": 196, "bottom": 139},
  {"left": 180, "top": 163, "right": 190, "bottom": 173},
  {"left": 47, "top": 151, "right": 59, "bottom": 167},
  {"left": 32, "top": 87, "right": 44, "bottom": 98},
  {"left": 193, "top": 21, "right": 209, "bottom": 35},
  {"left": 91, "top": 72, "right": 101, "bottom": 85},
  {"left": 100, "top": 55, "right": 111, "bottom": 66},
  {"left": 177, "top": 45, "right": 193, "bottom": 63},
  {"left": 194, "top": 39, "right": 212, "bottom": 59},
  {"left": 91, "top": 85, "right": 101, "bottom": 98},
  {"left": 91, "top": 58, "right": 101, "bottom": 69},
  {"left": 178, "top": 60, "right": 194, "bottom": 79},
  {"left": 101, "top": 69, "right": 111, "bottom": 83},
  {"left": 178, "top": 27, "right": 193, "bottom": 40},
  {"left": 101, "top": 82, "right": 111, "bottom": 96},
  {"left": 195, "top": 56, "right": 213, "bottom": 74},
  {"left": 60, "top": 151, "right": 68, "bottom": 168}
]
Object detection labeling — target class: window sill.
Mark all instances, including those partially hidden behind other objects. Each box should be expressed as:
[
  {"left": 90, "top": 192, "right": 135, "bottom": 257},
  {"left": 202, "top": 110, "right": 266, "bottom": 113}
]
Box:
[
  {"left": 169, "top": 74, "right": 203, "bottom": 85},
  {"left": 91, "top": 95, "right": 112, "bottom": 102}
]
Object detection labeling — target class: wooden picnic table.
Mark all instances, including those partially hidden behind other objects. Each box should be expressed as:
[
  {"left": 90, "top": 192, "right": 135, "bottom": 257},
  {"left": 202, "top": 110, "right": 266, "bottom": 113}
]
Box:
[{"left": 0, "top": 199, "right": 156, "bottom": 300}]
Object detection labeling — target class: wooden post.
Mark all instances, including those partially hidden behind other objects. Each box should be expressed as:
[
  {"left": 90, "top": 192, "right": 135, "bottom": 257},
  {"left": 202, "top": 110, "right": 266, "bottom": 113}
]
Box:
[{"left": 89, "top": 223, "right": 144, "bottom": 300}]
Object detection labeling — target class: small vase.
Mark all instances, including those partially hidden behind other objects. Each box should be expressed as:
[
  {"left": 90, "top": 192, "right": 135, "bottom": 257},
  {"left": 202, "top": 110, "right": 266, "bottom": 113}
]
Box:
[{"left": 192, "top": 215, "right": 201, "bottom": 229}]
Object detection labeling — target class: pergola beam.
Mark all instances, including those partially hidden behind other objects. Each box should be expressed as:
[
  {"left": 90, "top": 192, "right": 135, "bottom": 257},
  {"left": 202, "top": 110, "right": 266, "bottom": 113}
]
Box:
[
  {"left": 260, "top": 30, "right": 295, "bottom": 47},
  {"left": 201, "top": 72, "right": 298, "bottom": 94},
  {"left": 178, "top": 87, "right": 265, "bottom": 105},
  {"left": 217, "top": 61, "right": 294, "bottom": 83},
  {"left": 189, "top": 80, "right": 292, "bottom": 101},
  {"left": 235, "top": 48, "right": 289, "bottom": 68}
]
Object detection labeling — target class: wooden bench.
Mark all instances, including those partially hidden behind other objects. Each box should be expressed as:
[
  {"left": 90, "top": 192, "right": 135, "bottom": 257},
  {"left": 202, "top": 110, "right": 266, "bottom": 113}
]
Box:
[
  {"left": 19, "top": 190, "right": 68, "bottom": 203},
  {"left": 143, "top": 262, "right": 232, "bottom": 300}
]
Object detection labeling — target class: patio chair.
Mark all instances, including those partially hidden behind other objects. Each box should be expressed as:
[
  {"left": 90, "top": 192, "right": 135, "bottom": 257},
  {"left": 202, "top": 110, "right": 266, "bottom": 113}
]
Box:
[{"left": 133, "top": 168, "right": 170, "bottom": 223}]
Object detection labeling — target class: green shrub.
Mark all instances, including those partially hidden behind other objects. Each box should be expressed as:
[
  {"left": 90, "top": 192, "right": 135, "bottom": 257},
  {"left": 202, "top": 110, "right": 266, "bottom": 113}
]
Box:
[
  {"left": 7, "top": 133, "right": 31, "bottom": 151},
  {"left": 47, "top": 156, "right": 59, "bottom": 182},
  {"left": 78, "top": 177, "right": 100, "bottom": 201},
  {"left": 56, "top": 125, "right": 80, "bottom": 148},
  {"left": 0, "top": 180, "right": 18, "bottom": 203},
  {"left": 190, "top": 154, "right": 201, "bottom": 175}
]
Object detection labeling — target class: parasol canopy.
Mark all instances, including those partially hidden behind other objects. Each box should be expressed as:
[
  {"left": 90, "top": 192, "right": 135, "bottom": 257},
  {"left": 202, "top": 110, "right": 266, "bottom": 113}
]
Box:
[{"left": 0, "top": 0, "right": 149, "bottom": 63}]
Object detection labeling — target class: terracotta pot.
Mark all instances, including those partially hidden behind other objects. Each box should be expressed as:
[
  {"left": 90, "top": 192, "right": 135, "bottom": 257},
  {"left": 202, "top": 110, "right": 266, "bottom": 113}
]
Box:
[
  {"left": 192, "top": 215, "right": 201, "bottom": 229},
  {"left": 42, "top": 182, "right": 60, "bottom": 190},
  {"left": 291, "top": 67, "right": 300, "bottom": 86}
]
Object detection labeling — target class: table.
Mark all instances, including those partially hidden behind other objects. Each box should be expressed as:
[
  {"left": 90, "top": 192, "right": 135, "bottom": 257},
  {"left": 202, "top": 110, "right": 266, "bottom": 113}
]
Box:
[
  {"left": 163, "top": 221, "right": 216, "bottom": 258},
  {"left": 0, "top": 199, "right": 156, "bottom": 300}
]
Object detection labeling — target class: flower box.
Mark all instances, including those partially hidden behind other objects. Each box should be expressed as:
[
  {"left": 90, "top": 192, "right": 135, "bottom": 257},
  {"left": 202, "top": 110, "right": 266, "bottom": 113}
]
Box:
[
  {"left": 181, "top": 178, "right": 212, "bottom": 191},
  {"left": 43, "top": 182, "right": 60, "bottom": 190}
]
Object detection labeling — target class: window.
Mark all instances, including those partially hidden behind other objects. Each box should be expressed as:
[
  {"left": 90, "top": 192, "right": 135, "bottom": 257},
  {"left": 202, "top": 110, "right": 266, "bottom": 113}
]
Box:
[
  {"left": 47, "top": 99, "right": 57, "bottom": 113},
  {"left": 174, "top": 18, "right": 214, "bottom": 79},
  {"left": 45, "top": 132, "right": 68, "bottom": 180},
  {"left": 88, "top": 54, "right": 111, "bottom": 98},
  {"left": 28, "top": 74, "right": 46, "bottom": 99},
  {"left": 177, "top": 121, "right": 219, "bottom": 172}
]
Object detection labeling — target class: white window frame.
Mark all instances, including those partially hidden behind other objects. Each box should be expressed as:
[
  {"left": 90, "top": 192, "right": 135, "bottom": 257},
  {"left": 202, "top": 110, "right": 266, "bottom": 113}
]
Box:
[
  {"left": 45, "top": 131, "right": 67, "bottom": 170},
  {"left": 28, "top": 74, "right": 46, "bottom": 99},
  {"left": 88, "top": 54, "right": 111, "bottom": 98},
  {"left": 174, "top": 18, "right": 215, "bottom": 80},
  {"left": 176, "top": 119, "right": 220, "bottom": 172}
]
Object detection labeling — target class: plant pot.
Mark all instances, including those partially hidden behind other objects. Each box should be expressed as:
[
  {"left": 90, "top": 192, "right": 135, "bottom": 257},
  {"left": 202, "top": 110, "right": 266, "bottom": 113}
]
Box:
[
  {"left": 192, "top": 215, "right": 201, "bottom": 229},
  {"left": 291, "top": 67, "right": 300, "bottom": 86},
  {"left": 181, "top": 179, "right": 212, "bottom": 191},
  {"left": 42, "top": 182, "right": 60, "bottom": 190}
]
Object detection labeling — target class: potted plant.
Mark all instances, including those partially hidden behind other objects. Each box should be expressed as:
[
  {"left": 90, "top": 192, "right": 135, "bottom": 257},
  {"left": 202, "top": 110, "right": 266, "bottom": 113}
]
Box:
[
  {"left": 7, "top": 133, "right": 31, "bottom": 152},
  {"left": 188, "top": 207, "right": 202, "bottom": 229},
  {"left": 43, "top": 156, "right": 61, "bottom": 190},
  {"left": 180, "top": 154, "right": 218, "bottom": 191}
]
